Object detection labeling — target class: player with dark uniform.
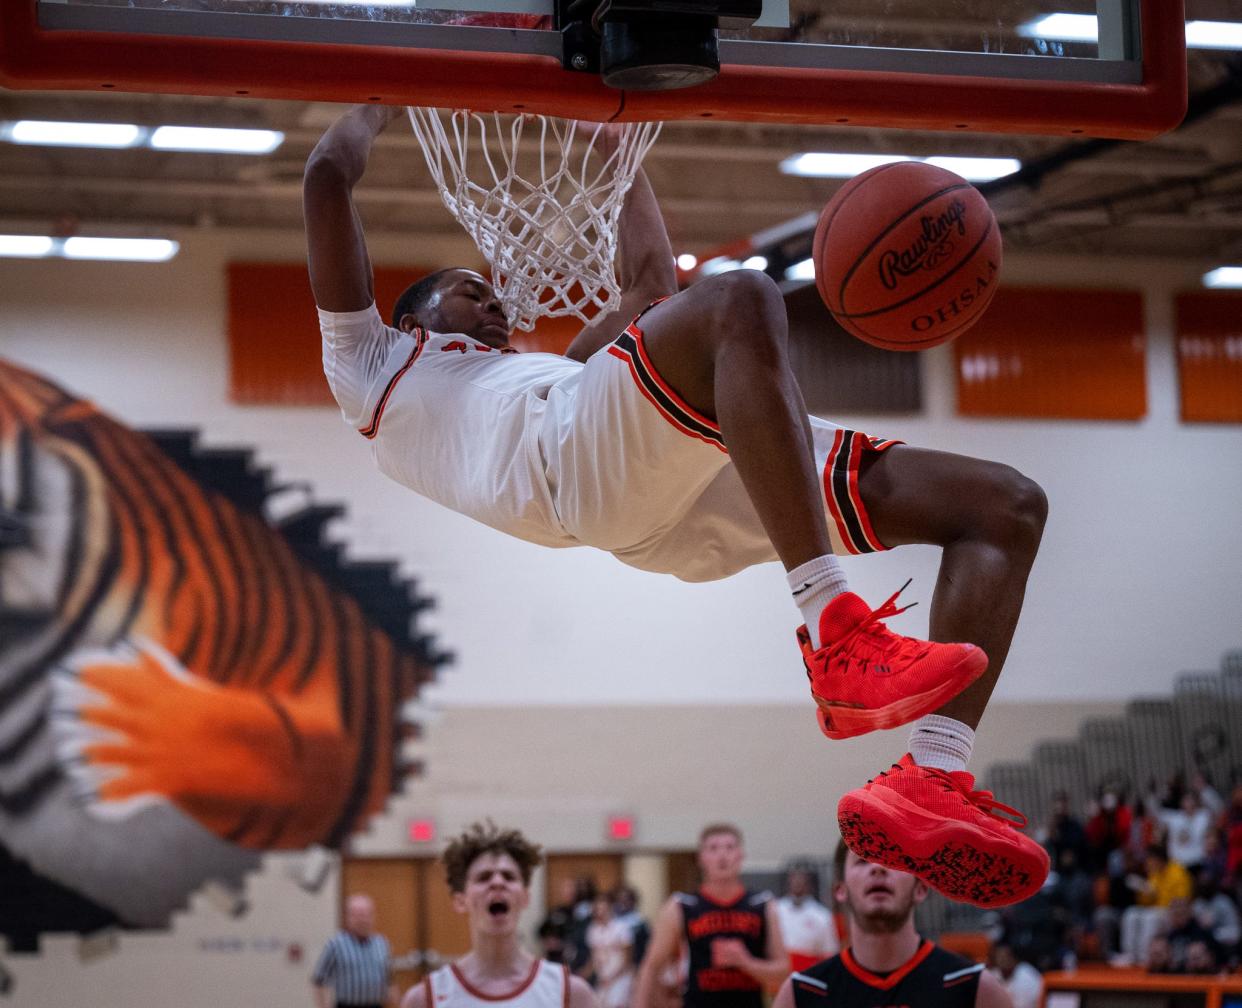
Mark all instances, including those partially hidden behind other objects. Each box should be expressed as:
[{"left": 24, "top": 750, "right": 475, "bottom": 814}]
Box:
[
  {"left": 635, "top": 824, "right": 787, "bottom": 1008},
  {"left": 773, "top": 841, "right": 1012, "bottom": 1008}
]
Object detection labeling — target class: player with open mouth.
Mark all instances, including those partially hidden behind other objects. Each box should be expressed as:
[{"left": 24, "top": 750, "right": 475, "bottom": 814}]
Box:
[{"left": 402, "top": 822, "right": 597, "bottom": 1008}]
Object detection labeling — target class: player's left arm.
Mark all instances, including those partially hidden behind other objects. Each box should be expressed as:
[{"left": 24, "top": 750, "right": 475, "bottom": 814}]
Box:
[
  {"left": 564, "top": 129, "right": 677, "bottom": 362},
  {"left": 974, "top": 968, "right": 1015, "bottom": 1008},
  {"left": 568, "top": 974, "right": 600, "bottom": 1008}
]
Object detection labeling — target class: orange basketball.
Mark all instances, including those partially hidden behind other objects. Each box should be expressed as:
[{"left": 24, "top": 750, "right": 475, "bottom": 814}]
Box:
[{"left": 813, "top": 161, "right": 1002, "bottom": 351}]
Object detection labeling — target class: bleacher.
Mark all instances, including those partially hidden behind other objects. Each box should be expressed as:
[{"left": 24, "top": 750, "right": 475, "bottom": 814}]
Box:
[{"left": 983, "top": 651, "right": 1242, "bottom": 841}]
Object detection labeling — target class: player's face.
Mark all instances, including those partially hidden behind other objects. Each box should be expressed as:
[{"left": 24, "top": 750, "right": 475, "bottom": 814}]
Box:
[
  {"left": 428, "top": 269, "right": 511, "bottom": 348},
  {"left": 453, "top": 851, "right": 530, "bottom": 936},
  {"left": 698, "top": 831, "right": 744, "bottom": 884},
  {"left": 834, "top": 850, "right": 925, "bottom": 935}
]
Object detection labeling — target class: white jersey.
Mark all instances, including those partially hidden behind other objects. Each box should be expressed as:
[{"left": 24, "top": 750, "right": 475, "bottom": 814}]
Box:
[
  {"left": 423, "top": 960, "right": 568, "bottom": 1008},
  {"left": 321, "top": 304, "right": 580, "bottom": 550},
  {"left": 775, "top": 896, "right": 839, "bottom": 960},
  {"left": 320, "top": 303, "right": 899, "bottom": 582}
]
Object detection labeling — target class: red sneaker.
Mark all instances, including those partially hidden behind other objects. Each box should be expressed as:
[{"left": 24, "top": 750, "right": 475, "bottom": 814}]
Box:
[
  {"left": 798, "top": 581, "right": 987, "bottom": 740},
  {"left": 837, "top": 754, "right": 1050, "bottom": 909}
]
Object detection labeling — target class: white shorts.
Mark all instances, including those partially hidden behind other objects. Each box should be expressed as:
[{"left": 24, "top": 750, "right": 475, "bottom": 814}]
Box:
[{"left": 542, "top": 302, "right": 901, "bottom": 582}]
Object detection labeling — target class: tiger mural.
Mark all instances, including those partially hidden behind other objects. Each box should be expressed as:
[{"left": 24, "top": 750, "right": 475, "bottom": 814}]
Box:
[{"left": 0, "top": 357, "right": 439, "bottom": 929}]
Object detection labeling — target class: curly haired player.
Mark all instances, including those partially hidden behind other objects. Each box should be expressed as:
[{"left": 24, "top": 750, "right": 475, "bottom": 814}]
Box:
[{"left": 402, "top": 822, "right": 596, "bottom": 1008}]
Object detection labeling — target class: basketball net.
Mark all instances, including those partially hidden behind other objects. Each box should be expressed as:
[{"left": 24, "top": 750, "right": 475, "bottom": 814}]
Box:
[{"left": 407, "top": 108, "right": 661, "bottom": 331}]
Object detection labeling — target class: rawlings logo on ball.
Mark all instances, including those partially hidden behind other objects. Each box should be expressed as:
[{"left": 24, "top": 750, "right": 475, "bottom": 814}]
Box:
[{"left": 876, "top": 199, "right": 969, "bottom": 290}]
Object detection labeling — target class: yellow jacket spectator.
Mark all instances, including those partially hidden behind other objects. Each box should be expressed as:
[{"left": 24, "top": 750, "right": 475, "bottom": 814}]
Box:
[{"left": 1135, "top": 848, "right": 1192, "bottom": 907}]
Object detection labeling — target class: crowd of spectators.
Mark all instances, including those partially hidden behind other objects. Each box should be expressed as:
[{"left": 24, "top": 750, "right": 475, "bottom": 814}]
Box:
[
  {"left": 538, "top": 878, "right": 653, "bottom": 1005},
  {"left": 990, "top": 771, "right": 1242, "bottom": 981}
]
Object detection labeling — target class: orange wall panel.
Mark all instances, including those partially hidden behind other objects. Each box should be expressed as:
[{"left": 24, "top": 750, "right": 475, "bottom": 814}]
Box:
[
  {"left": 954, "top": 287, "right": 1146, "bottom": 420},
  {"left": 228, "top": 262, "right": 581, "bottom": 404},
  {"left": 228, "top": 262, "right": 433, "bottom": 406},
  {"left": 1175, "top": 291, "right": 1242, "bottom": 423}
]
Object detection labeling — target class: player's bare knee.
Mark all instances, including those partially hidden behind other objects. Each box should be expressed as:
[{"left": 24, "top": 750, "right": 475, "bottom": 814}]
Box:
[
  {"left": 982, "top": 467, "right": 1047, "bottom": 556},
  {"left": 701, "top": 269, "right": 786, "bottom": 351}
]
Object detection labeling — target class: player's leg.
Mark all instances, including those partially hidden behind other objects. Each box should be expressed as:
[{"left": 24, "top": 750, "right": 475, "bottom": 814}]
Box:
[
  {"left": 630, "top": 271, "right": 985, "bottom": 723},
  {"left": 631, "top": 269, "right": 831, "bottom": 570},
  {"left": 836, "top": 445, "right": 1051, "bottom": 909},
  {"left": 858, "top": 445, "right": 1048, "bottom": 730}
]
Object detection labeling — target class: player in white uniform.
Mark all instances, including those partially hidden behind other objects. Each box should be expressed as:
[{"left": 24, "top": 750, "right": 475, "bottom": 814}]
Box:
[
  {"left": 401, "top": 822, "right": 596, "bottom": 1008},
  {"left": 775, "top": 870, "right": 839, "bottom": 973},
  {"left": 305, "top": 106, "right": 1051, "bottom": 907}
]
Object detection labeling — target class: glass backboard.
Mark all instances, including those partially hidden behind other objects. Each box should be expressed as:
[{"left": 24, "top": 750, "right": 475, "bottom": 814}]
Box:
[{"left": 0, "top": 1, "right": 1186, "bottom": 137}]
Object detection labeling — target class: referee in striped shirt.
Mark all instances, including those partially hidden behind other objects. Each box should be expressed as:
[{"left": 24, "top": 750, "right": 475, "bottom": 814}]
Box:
[{"left": 313, "top": 893, "right": 398, "bottom": 1008}]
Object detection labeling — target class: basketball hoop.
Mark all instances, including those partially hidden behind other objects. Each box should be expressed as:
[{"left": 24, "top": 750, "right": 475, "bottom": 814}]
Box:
[{"left": 407, "top": 108, "right": 661, "bottom": 332}]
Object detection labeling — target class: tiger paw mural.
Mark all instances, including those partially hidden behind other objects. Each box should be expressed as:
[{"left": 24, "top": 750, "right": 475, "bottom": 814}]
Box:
[
  {"left": 52, "top": 638, "right": 354, "bottom": 847},
  {"left": 0, "top": 357, "right": 448, "bottom": 940}
]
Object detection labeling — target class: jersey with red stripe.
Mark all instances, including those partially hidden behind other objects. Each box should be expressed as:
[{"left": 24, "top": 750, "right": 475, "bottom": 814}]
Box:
[
  {"left": 423, "top": 959, "right": 569, "bottom": 1008},
  {"left": 319, "top": 303, "right": 898, "bottom": 581},
  {"left": 789, "top": 941, "right": 983, "bottom": 1008},
  {"left": 678, "top": 889, "right": 772, "bottom": 1008}
]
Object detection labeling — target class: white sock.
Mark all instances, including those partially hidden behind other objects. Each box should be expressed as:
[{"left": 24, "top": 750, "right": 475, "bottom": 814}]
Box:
[
  {"left": 908, "top": 715, "right": 975, "bottom": 774},
  {"left": 786, "top": 554, "right": 848, "bottom": 648}
]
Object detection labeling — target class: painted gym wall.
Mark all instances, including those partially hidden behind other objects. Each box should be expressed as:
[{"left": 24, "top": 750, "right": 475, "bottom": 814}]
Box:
[{"left": 2, "top": 229, "right": 1240, "bottom": 1008}]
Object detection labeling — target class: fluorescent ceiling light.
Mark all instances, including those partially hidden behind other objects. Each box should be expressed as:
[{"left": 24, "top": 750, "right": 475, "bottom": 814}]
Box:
[
  {"left": 782, "top": 153, "right": 1018, "bottom": 182},
  {"left": 1017, "top": 13, "right": 1098, "bottom": 42},
  {"left": 1020, "top": 14, "right": 1242, "bottom": 51},
  {"left": 923, "top": 156, "right": 1021, "bottom": 181},
  {"left": 62, "top": 237, "right": 179, "bottom": 262},
  {"left": 742, "top": 255, "right": 768, "bottom": 271},
  {"left": 1186, "top": 21, "right": 1242, "bottom": 51},
  {"left": 3, "top": 120, "right": 285, "bottom": 154},
  {"left": 0, "top": 235, "right": 179, "bottom": 262},
  {"left": 0, "top": 235, "right": 55, "bottom": 258},
  {"left": 781, "top": 153, "right": 913, "bottom": 178},
  {"left": 7, "top": 120, "right": 141, "bottom": 148},
  {"left": 1203, "top": 266, "right": 1242, "bottom": 289},
  {"left": 150, "top": 126, "right": 284, "bottom": 154},
  {"left": 676, "top": 253, "right": 698, "bottom": 271},
  {"left": 785, "top": 258, "right": 815, "bottom": 282}
]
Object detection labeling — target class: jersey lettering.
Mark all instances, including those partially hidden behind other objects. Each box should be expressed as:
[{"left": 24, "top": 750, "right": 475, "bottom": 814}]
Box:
[{"left": 680, "top": 891, "right": 769, "bottom": 1008}]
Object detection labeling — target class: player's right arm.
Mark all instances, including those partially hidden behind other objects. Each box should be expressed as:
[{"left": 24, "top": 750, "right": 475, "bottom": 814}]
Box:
[
  {"left": 974, "top": 968, "right": 1014, "bottom": 1008},
  {"left": 634, "top": 897, "right": 685, "bottom": 1008},
  {"left": 770, "top": 976, "right": 796, "bottom": 1008},
  {"left": 303, "top": 104, "right": 403, "bottom": 312}
]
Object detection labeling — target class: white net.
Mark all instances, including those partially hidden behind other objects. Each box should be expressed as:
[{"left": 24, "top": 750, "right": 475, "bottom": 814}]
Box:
[{"left": 407, "top": 108, "right": 662, "bottom": 332}]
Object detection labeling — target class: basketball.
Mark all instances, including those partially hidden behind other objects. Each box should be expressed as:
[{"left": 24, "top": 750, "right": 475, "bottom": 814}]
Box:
[{"left": 813, "top": 161, "right": 1002, "bottom": 351}]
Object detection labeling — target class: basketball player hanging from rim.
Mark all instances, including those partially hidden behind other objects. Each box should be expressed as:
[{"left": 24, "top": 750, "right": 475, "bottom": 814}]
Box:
[{"left": 304, "top": 104, "right": 1049, "bottom": 908}]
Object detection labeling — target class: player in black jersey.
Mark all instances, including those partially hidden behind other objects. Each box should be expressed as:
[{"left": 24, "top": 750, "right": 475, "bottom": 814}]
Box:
[
  {"left": 773, "top": 841, "right": 1012, "bottom": 1008},
  {"left": 635, "top": 824, "right": 787, "bottom": 1008}
]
